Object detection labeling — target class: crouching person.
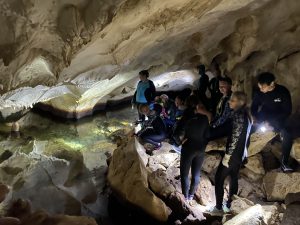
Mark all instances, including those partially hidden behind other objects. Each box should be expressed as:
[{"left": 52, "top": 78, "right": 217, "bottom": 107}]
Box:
[
  {"left": 208, "top": 92, "right": 252, "bottom": 215},
  {"left": 135, "top": 104, "right": 167, "bottom": 153},
  {"left": 180, "top": 102, "right": 210, "bottom": 204}
]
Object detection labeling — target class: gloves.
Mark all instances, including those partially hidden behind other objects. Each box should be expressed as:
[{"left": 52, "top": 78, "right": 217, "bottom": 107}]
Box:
[{"left": 222, "top": 154, "right": 231, "bottom": 168}]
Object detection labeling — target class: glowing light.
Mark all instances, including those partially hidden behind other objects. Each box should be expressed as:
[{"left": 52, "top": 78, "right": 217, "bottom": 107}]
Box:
[{"left": 260, "top": 125, "right": 267, "bottom": 133}]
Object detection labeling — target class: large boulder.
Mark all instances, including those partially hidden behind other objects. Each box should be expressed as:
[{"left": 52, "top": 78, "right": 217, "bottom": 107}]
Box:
[
  {"left": 107, "top": 137, "right": 170, "bottom": 222},
  {"left": 148, "top": 169, "right": 176, "bottom": 198},
  {"left": 291, "top": 138, "right": 300, "bottom": 163},
  {"left": 241, "top": 154, "right": 265, "bottom": 181},
  {"left": 195, "top": 174, "right": 216, "bottom": 206},
  {"left": 223, "top": 204, "right": 264, "bottom": 225},
  {"left": 263, "top": 172, "right": 300, "bottom": 201},
  {"left": 248, "top": 132, "right": 276, "bottom": 157},
  {"left": 202, "top": 153, "right": 222, "bottom": 174},
  {"left": 230, "top": 195, "right": 255, "bottom": 215},
  {"left": 281, "top": 192, "right": 300, "bottom": 225}
]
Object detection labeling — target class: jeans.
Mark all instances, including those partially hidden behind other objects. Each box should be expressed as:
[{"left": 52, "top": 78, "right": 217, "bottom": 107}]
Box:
[
  {"left": 215, "top": 160, "right": 241, "bottom": 209},
  {"left": 140, "top": 131, "right": 166, "bottom": 147},
  {"left": 180, "top": 145, "right": 205, "bottom": 198}
]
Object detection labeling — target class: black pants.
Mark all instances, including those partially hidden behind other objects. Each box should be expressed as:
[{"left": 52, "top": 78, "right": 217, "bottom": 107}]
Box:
[
  {"left": 140, "top": 130, "right": 166, "bottom": 147},
  {"left": 209, "top": 120, "right": 232, "bottom": 141},
  {"left": 280, "top": 128, "right": 293, "bottom": 164},
  {"left": 180, "top": 145, "right": 205, "bottom": 198},
  {"left": 215, "top": 160, "right": 241, "bottom": 209}
]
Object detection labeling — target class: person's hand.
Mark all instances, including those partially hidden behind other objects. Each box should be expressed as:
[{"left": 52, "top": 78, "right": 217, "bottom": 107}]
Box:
[{"left": 222, "top": 154, "right": 231, "bottom": 168}]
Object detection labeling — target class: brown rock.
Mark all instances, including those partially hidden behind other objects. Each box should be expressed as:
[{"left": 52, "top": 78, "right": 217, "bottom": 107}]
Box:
[
  {"left": 202, "top": 153, "right": 222, "bottom": 174},
  {"left": 206, "top": 138, "right": 226, "bottom": 152},
  {"left": 263, "top": 172, "right": 300, "bottom": 201},
  {"left": 107, "top": 137, "right": 170, "bottom": 222},
  {"left": 195, "top": 174, "right": 216, "bottom": 206},
  {"left": 148, "top": 169, "right": 176, "bottom": 198},
  {"left": 0, "top": 217, "right": 20, "bottom": 225},
  {"left": 230, "top": 195, "right": 255, "bottom": 215},
  {"left": 148, "top": 153, "right": 179, "bottom": 169},
  {"left": 248, "top": 131, "right": 276, "bottom": 157},
  {"left": 291, "top": 138, "right": 300, "bottom": 163}
]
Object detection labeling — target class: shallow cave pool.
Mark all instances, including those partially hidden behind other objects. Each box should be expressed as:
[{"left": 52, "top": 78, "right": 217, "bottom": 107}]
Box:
[{"left": 0, "top": 106, "right": 137, "bottom": 223}]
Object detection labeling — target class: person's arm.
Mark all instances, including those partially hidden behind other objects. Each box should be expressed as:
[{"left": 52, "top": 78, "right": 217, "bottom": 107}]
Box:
[
  {"left": 250, "top": 91, "right": 262, "bottom": 119},
  {"left": 149, "top": 80, "right": 156, "bottom": 103},
  {"left": 226, "top": 113, "right": 245, "bottom": 155},
  {"left": 211, "top": 102, "right": 232, "bottom": 128}
]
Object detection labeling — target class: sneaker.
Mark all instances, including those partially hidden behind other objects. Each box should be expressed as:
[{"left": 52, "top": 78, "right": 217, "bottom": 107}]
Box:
[
  {"left": 153, "top": 143, "right": 162, "bottom": 151},
  {"left": 222, "top": 204, "right": 231, "bottom": 214},
  {"left": 171, "top": 145, "right": 182, "bottom": 154},
  {"left": 205, "top": 206, "right": 224, "bottom": 216},
  {"left": 281, "top": 164, "right": 294, "bottom": 173}
]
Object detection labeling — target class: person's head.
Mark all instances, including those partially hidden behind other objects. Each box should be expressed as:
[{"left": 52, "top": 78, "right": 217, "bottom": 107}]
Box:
[
  {"left": 197, "top": 64, "right": 206, "bottom": 76},
  {"left": 229, "top": 91, "right": 247, "bottom": 111},
  {"left": 139, "top": 70, "right": 149, "bottom": 82},
  {"left": 257, "top": 72, "right": 276, "bottom": 93},
  {"left": 160, "top": 94, "right": 169, "bottom": 104},
  {"left": 139, "top": 104, "right": 150, "bottom": 116},
  {"left": 195, "top": 102, "right": 205, "bottom": 114},
  {"left": 185, "top": 95, "right": 199, "bottom": 109},
  {"left": 219, "top": 77, "right": 232, "bottom": 95},
  {"left": 175, "top": 95, "right": 185, "bottom": 108}
]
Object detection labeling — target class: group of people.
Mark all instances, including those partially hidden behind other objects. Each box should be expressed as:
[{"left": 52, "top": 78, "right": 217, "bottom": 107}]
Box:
[{"left": 131, "top": 66, "right": 294, "bottom": 215}]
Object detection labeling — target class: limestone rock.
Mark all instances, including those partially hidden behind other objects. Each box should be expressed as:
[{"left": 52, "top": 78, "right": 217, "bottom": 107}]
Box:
[
  {"left": 230, "top": 196, "right": 255, "bottom": 215},
  {"left": 206, "top": 138, "right": 226, "bottom": 152},
  {"left": 195, "top": 174, "right": 216, "bottom": 206},
  {"left": 281, "top": 192, "right": 300, "bottom": 225},
  {"left": 202, "top": 153, "right": 222, "bottom": 174},
  {"left": 223, "top": 204, "right": 264, "bottom": 225},
  {"left": 241, "top": 154, "right": 265, "bottom": 181},
  {"left": 107, "top": 137, "right": 170, "bottom": 222},
  {"left": 248, "top": 132, "right": 276, "bottom": 157},
  {"left": 148, "top": 152, "right": 179, "bottom": 169},
  {"left": 148, "top": 169, "right": 176, "bottom": 198},
  {"left": 263, "top": 172, "right": 300, "bottom": 201},
  {"left": 261, "top": 203, "right": 281, "bottom": 225},
  {"left": 291, "top": 138, "right": 300, "bottom": 163}
]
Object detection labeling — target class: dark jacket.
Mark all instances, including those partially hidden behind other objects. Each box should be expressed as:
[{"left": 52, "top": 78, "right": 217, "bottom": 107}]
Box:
[
  {"left": 226, "top": 108, "right": 252, "bottom": 164},
  {"left": 137, "top": 114, "right": 166, "bottom": 137},
  {"left": 183, "top": 114, "right": 210, "bottom": 150},
  {"left": 251, "top": 84, "right": 292, "bottom": 130},
  {"left": 198, "top": 74, "right": 209, "bottom": 96},
  {"left": 132, "top": 80, "right": 156, "bottom": 104},
  {"left": 172, "top": 107, "right": 195, "bottom": 145},
  {"left": 211, "top": 93, "right": 233, "bottom": 128}
]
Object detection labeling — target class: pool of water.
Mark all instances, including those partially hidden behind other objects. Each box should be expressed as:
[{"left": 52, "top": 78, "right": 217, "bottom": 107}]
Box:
[{"left": 0, "top": 106, "right": 137, "bottom": 223}]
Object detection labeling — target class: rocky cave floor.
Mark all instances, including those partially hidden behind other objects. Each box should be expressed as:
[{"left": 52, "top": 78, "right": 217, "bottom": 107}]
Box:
[
  {"left": 0, "top": 106, "right": 299, "bottom": 225},
  {"left": 107, "top": 116, "right": 300, "bottom": 225}
]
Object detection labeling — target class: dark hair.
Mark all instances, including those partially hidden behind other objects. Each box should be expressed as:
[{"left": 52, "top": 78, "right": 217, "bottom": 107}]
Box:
[
  {"left": 175, "top": 94, "right": 186, "bottom": 103},
  {"left": 197, "top": 64, "right": 206, "bottom": 75},
  {"left": 219, "top": 77, "right": 232, "bottom": 85},
  {"left": 139, "top": 70, "right": 149, "bottom": 78},
  {"left": 257, "top": 72, "right": 275, "bottom": 85},
  {"left": 185, "top": 95, "right": 200, "bottom": 108}
]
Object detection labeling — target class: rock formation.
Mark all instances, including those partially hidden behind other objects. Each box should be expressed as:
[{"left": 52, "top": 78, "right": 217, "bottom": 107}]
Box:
[
  {"left": 107, "top": 130, "right": 300, "bottom": 224},
  {"left": 0, "top": 0, "right": 300, "bottom": 118}
]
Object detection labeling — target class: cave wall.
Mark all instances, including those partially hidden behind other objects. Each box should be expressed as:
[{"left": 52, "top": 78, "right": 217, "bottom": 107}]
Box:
[{"left": 0, "top": 0, "right": 300, "bottom": 114}]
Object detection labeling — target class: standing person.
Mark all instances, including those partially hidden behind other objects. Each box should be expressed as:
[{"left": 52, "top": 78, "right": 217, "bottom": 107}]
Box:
[
  {"left": 197, "top": 65, "right": 209, "bottom": 108},
  {"left": 180, "top": 102, "right": 210, "bottom": 204},
  {"left": 208, "top": 92, "right": 252, "bottom": 215},
  {"left": 132, "top": 70, "right": 156, "bottom": 122},
  {"left": 208, "top": 66, "right": 222, "bottom": 116},
  {"left": 209, "top": 77, "right": 233, "bottom": 140},
  {"left": 251, "top": 72, "right": 293, "bottom": 172}
]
